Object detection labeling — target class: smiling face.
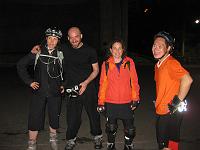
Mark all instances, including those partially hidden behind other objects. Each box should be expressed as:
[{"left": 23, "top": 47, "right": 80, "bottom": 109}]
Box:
[
  {"left": 46, "top": 36, "right": 59, "bottom": 50},
  {"left": 67, "top": 27, "right": 83, "bottom": 49},
  {"left": 110, "top": 42, "right": 124, "bottom": 62},
  {"left": 152, "top": 37, "right": 171, "bottom": 60}
]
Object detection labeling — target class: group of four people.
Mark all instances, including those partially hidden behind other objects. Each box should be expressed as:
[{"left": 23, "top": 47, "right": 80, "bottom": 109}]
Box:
[{"left": 17, "top": 26, "right": 193, "bottom": 150}]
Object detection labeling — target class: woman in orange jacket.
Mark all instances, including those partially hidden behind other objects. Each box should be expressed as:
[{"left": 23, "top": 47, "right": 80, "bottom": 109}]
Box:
[{"left": 97, "top": 38, "right": 140, "bottom": 150}]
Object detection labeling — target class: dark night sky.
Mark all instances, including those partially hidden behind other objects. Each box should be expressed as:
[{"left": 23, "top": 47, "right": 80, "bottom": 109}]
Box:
[
  {"left": 128, "top": 0, "right": 200, "bottom": 56},
  {"left": 0, "top": 0, "right": 200, "bottom": 59},
  {"left": 1, "top": 0, "right": 100, "bottom": 50}
]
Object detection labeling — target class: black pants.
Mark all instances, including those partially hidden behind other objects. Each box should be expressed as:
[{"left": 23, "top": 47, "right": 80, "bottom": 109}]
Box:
[
  {"left": 65, "top": 84, "right": 102, "bottom": 140},
  {"left": 106, "top": 117, "right": 135, "bottom": 143},
  {"left": 105, "top": 103, "right": 135, "bottom": 144},
  {"left": 28, "top": 94, "right": 62, "bottom": 131},
  {"left": 156, "top": 112, "right": 183, "bottom": 148}
]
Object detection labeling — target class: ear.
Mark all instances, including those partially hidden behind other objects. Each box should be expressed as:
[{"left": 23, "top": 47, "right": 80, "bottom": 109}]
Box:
[
  {"left": 80, "top": 34, "right": 83, "bottom": 39},
  {"left": 109, "top": 48, "right": 112, "bottom": 53},
  {"left": 167, "top": 46, "right": 171, "bottom": 52},
  {"left": 67, "top": 36, "right": 70, "bottom": 41}
]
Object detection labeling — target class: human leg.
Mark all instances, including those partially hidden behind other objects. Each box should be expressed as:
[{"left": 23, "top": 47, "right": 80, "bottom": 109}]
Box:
[
  {"left": 49, "top": 127, "right": 58, "bottom": 150},
  {"left": 105, "top": 117, "right": 117, "bottom": 150},
  {"left": 122, "top": 119, "right": 135, "bottom": 150},
  {"left": 156, "top": 115, "right": 170, "bottom": 150},
  {"left": 65, "top": 97, "right": 83, "bottom": 150},
  {"left": 48, "top": 96, "right": 62, "bottom": 129},
  {"left": 83, "top": 85, "right": 102, "bottom": 149},
  {"left": 27, "top": 95, "right": 46, "bottom": 150},
  {"left": 168, "top": 113, "right": 183, "bottom": 150},
  {"left": 84, "top": 85, "right": 102, "bottom": 135},
  {"left": 48, "top": 97, "right": 62, "bottom": 150},
  {"left": 27, "top": 131, "right": 38, "bottom": 150},
  {"left": 65, "top": 137, "right": 77, "bottom": 150}
]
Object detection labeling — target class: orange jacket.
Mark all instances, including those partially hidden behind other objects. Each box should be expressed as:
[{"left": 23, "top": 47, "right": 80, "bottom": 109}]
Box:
[
  {"left": 154, "top": 55, "right": 188, "bottom": 115},
  {"left": 98, "top": 56, "right": 140, "bottom": 105}
]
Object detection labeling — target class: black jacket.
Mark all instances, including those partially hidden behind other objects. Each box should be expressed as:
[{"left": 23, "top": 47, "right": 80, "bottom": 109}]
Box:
[{"left": 17, "top": 46, "right": 63, "bottom": 97}]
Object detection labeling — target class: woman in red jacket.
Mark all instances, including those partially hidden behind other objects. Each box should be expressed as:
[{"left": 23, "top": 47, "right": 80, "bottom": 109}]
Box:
[{"left": 97, "top": 38, "right": 140, "bottom": 150}]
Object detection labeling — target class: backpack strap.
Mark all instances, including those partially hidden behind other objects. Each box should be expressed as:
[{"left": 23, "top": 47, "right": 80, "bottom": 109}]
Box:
[
  {"left": 34, "top": 50, "right": 64, "bottom": 70},
  {"left": 57, "top": 51, "right": 64, "bottom": 65},
  {"left": 105, "top": 61, "right": 109, "bottom": 76},
  {"left": 105, "top": 60, "right": 130, "bottom": 76},
  {"left": 34, "top": 52, "right": 40, "bottom": 70},
  {"left": 57, "top": 51, "right": 64, "bottom": 80},
  {"left": 124, "top": 60, "right": 131, "bottom": 87},
  {"left": 124, "top": 61, "right": 130, "bottom": 71}
]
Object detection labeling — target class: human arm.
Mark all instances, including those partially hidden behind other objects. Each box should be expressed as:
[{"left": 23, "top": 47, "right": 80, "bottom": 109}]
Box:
[
  {"left": 30, "top": 82, "right": 40, "bottom": 90},
  {"left": 177, "top": 73, "right": 193, "bottom": 100},
  {"left": 131, "top": 100, "right": 140, "bottom": 111},
  {"left": 31, "top": 45, "right": 41, "bottom": 54},
  {"left": 129, "top": 59, "right": 140, "bottom": 99},
  {"left": 17, "top": 53, "right": 40, "bottom": 89},
  {"left": 97, "top": 61, "right": 108, "bottom": 113},
  {"left": 79, "top": 62, "right": 99, "bottom": 95},
  {"left": 128, "top": 59, "right": 140, "bottom": 110},
  {"left": 17, "top": 53, "right": 35, "bottom": 86},
  {"left": 168, "top": 61, "right": 193, "bottom": 113},
  {"left": 168, "top": 73, "right": 193, "bottom": 113},
  {"left": 98, "top": 61, "right": 108, "bottom": 105},
  {"left": 168, "top": 60, "right": 193, "bottom": 101},
  {"left": 60, "top": 86, "right": 64, "bottom": 94}
]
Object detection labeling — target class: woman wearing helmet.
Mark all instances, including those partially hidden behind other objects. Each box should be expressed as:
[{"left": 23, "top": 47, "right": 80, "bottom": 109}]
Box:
[
  {"left": 152, "top": 31, "right": 193, "bottom": 150},
  {"left": 17, "top": 27, "right": 63, "bottom": 150}
]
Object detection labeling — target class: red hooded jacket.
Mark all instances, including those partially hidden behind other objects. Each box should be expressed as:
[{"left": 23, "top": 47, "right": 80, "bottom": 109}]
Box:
[{"left": 98, "top": 56, "right": 140, "bottom": 105}]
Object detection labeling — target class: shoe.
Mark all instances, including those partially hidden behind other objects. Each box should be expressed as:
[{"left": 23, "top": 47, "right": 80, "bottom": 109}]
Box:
[
  {"left": 27, "top": 140, "right": 37, "bottom": 150},
  {"left": 94, "top": 135, "right": 103, "bottom": 149},
  {"left": 49, "top": 132, "right": 58, "bottom": 150},
  {"left": 124, "top": 144, "right": 134, "bottom": 150},
  {"left": 65, "top": 138, "right": 76, "bottom": 150},
  {"left": 107, "top": 143, "right": 116, "bottom": 150}
]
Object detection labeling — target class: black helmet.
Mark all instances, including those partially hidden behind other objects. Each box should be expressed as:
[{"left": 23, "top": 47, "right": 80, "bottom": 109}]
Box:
[
  {"left": 154, "top": 31, "right": 175, "bottom": 49},
  {"left": 45, "top": 27, "right": 62, "bottom": 39}
]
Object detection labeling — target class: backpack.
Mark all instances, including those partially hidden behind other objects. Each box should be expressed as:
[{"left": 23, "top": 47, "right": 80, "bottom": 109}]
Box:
[
  {"left": 105, "top": 60, "right": 132, "bottom": 88},
  {"left": 34, "top": 50, "right": 64, "bottom": 70},
  {"left": 105, "top": 60, "right": 130, "bottom": 76}
]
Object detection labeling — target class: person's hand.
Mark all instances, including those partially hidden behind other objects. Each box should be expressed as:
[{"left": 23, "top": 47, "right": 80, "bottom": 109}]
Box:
[
  {"left": 79, "top": 81, "right": 88, "bottom": 95},
  {"left": 30, "top": 82, "right": 39, "bottom": 90},
  {"left": 131, "top": 100, "right": 140, "bottom": 111},
  {"left": 168, "top": 95, "right": 181, "bottom": 114},
  {"left": 97, "top": 105, "right": 105, "bottom": 113},
  {"left": 31, "top": 45, "right": 41, "bottom": 54},
  {"left": 60, "top": 86, "right": 64, "bottom": 94}
]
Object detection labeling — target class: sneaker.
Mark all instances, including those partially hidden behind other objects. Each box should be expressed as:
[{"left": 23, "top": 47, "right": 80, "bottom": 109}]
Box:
[
  {"left": 49, "top": 132, "right": 58, "bottom": 150},
  {"left": 107, "top": 143, "right": 116, "bottom": 150},
  {"left": 65, "top": 138, "right": 76, "bottom": 150},
  {"left": 94, "top": 135, "right": 103, "bottom": 149},
  {"left": 124, "top": 144, "right": 134, "bottom": 150},
  {"left": 27, "top": 140, "right": 37, "bottom": 150}
]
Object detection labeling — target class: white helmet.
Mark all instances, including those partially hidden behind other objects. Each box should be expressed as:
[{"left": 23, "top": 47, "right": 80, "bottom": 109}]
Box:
[{"left": 45, "top": 27, "right": 62, "bottom": 39}]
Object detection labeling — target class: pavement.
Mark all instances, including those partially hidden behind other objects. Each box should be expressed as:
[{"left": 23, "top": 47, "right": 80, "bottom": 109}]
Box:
[{"left": 0, "top": 64, "right": 200, "bottom": 150}]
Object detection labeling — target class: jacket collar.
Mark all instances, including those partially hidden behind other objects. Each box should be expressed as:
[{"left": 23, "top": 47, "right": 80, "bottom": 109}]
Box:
[{"left": 107, "top": 56, "right": 128, "bottom": 64}]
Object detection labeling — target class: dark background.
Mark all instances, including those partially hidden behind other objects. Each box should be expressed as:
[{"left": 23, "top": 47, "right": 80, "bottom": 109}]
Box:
[
  {"left": 0, "top": 0, "right": 200, "bottom": 64},
  {"left": 0, "top": 1, "right": 200, "bottom": 149},
  {"left": 128, "top": 0, "right": 200, "bottom": 58}
]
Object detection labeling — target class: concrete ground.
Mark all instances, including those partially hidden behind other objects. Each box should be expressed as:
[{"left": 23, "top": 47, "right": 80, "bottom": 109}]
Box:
[{"left": 0, "top": 65, "right": 200, "bottom": 150}]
